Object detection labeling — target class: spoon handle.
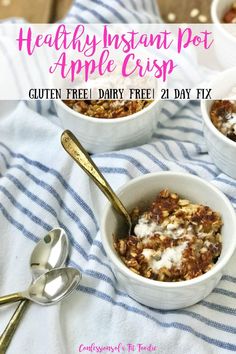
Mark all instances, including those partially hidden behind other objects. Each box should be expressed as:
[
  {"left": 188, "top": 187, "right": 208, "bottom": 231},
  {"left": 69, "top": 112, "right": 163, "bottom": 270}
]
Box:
[
  {"left": 0, "top": 300, "right": 29, "bottom": 353},
  {"left": 0, "top": 293, "right": 23, "bottom": 305},
  {"left": 61, "top": 130, "right": 132, "bottom": 227}
]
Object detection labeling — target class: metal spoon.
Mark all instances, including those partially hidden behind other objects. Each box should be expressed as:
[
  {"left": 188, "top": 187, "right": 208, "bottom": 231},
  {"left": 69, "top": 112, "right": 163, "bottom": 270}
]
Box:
[
  {"left": 61, "top": 130, "right": 132, "bottom": 236},
  {"left": 30, "top": 227, "right": 69, "bottom": 276},
  {"left": 0, "top": 267, "right": 81, "bottom": 306},
  {"left": 0, "top": 228, "right": 69, "bottom": 352}
]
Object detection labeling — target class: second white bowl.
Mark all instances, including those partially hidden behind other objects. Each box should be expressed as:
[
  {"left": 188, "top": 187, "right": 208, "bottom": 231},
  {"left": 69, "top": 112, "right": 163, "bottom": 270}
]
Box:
[
  {"left": 201, "top": 67, "right": 236, "bottom": 178},
  {"left": 55, "top": 100, "right": 161, "bottom": 154}
]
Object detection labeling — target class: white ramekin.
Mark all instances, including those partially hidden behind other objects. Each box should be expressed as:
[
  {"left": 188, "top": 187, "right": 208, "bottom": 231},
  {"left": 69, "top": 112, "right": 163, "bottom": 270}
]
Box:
[
  {"left": 211, "top": 0, "right": 236, "bottom": 68},
  {"left": 101, "top": 172, "right": 236, "bottom": 310},
  {"left": 54, "top": 99, "right": 161, "bottom": 154},
  {"left": 201, "top": 67, "right": 236, "bottom": 179}
]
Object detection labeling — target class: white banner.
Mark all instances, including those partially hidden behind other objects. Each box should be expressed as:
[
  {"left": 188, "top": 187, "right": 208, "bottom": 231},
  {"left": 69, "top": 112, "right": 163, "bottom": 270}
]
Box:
[{"left": 0, "top": 23, "right": 235, "bottom": 99}]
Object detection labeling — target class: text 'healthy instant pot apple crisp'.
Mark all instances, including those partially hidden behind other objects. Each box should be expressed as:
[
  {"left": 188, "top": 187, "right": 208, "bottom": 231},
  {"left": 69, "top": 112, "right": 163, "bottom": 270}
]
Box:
[
  {"left": 114, "top": 190, "right": 223, "bottom": 282},
  {"left": 210, "top": 100, "right": 236, "bottom": 142},
  {"left": 63, "top": 100, "right": 152, "bottom": 119}
]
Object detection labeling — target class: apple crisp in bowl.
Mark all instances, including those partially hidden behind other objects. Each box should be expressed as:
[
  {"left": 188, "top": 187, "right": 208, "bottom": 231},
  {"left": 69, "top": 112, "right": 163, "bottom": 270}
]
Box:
[
  {"left": 210, "top": 100, "right": 236, "bottom": 142},
  {"left": 101, "top": 172, "right": 236, "bottom": 309},
  {"left": 63, "top": 100, "right": 152, "bottom": 119}
]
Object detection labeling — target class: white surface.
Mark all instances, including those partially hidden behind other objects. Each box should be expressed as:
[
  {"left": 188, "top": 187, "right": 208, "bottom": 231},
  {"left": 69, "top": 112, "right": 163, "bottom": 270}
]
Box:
[{"left": 1, "top": 0, "right": 236, "bottom": 353}]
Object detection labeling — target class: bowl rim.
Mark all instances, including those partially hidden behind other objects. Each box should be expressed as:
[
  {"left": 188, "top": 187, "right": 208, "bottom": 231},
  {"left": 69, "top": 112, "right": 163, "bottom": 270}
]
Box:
[
  {"left": 55, "top": 98, "right": 159, "bottom": 125},
  {"left": 201, "top": 67, "right": 236, "bottom": 149},
  {"left": 211, "top": 0, "right": 236, "bottom": 43},
  {"left": 101, "top": 171, "right": 236, "bottom": 288}
]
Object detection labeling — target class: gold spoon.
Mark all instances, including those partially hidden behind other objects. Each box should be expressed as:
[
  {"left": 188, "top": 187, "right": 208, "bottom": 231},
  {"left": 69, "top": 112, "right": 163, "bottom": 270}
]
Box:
[{"left": 61, "top": 130, "right": 132, "bottom": 236}]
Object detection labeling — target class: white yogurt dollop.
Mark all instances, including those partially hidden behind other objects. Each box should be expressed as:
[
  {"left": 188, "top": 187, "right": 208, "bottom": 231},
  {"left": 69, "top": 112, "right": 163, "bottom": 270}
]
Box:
[
  {"left": 134, "top": 216, "right": 185, "bottom": 239},
  {"left": 142, "top": 242, "right": 187, "bottom": 272},
  {"left": 134, "top": 217, "right": 162, "bottom": 238}
]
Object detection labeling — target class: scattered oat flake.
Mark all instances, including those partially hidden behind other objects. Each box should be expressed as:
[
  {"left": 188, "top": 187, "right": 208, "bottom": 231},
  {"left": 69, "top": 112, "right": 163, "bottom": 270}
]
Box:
[
  {"left": 198, "top": 15, "right": 208, "bottom": 23},
  {"left": 1, "top": 0, "right": 11, "bottom": 6},
  {"left": 190, "top": 8, "right": 200, "bottom": 18},
  {"left": 167, "top": 13, "right": 176, "bottom": 22}
]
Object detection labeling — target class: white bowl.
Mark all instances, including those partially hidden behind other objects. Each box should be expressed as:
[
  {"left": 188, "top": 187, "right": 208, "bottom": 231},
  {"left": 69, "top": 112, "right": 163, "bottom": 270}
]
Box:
[
  {"left": 54, "top": 100, "right": 161, "bottom": 154},
  {"left": 211, "top": 0, "right": 236, "bottom": 68},
  {"left": 201, "top": 67, "right": 236, "bottom": 178},
  {"left": 101, "top": 172, "right": 236, "bottom": 310}
]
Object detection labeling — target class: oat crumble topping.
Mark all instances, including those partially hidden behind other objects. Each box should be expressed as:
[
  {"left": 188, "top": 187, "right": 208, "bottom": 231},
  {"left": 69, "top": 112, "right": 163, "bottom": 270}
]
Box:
[
  {"left": 210, "top": 100, "right": 236, "bottom": 142},
  {"left": 114, "top": 189, "right": 223, "bottom": 282},
  {"left": 63, "top": 100, "right": 152, "bottom": 119}
]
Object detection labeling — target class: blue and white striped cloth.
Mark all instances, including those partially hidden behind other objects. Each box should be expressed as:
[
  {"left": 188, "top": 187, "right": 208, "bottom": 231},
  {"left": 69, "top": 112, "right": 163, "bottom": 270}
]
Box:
[{"left": 0, "top": 1, "right": 236, "bottom": 354}]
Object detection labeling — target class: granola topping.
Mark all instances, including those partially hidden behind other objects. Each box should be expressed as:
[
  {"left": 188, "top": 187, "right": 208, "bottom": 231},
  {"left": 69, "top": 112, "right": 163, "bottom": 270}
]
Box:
[
  {"left": 63, "top": 100, "right": 152, "bottom": 119},
  {"left": 114, "top": 189, "right": 223, "bottom": 282},
  {"left": 210, "top": 100, "right": 236, "bottom": 142}
]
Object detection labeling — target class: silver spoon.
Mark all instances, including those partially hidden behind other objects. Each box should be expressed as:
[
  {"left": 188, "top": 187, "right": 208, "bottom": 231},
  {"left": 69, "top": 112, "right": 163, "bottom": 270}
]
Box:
[
  {"left": 0, "top": 228, "right": 69, "bottom": 352},
  {"left": 61, "top": 130, "right": 132, "bottom": 236},
  {"left": 30, "top": 227, "right": 69, "bottom": 276},
  {"left": 0, "top": 268, "right": 81, "bottom": 306}
]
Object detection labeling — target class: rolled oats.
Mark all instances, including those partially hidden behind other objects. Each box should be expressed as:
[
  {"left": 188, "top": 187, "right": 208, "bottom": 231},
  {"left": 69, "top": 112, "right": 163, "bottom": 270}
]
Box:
[{"left": 63, "top": 100, "right": 152, "bottom": 119}]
